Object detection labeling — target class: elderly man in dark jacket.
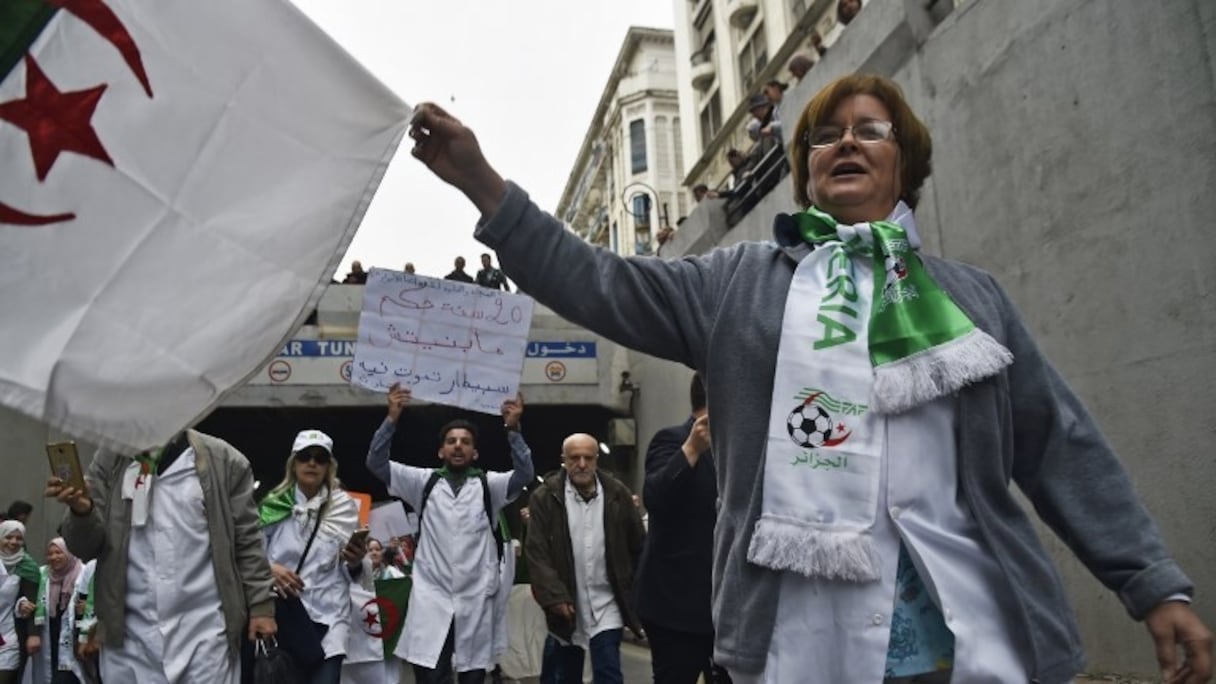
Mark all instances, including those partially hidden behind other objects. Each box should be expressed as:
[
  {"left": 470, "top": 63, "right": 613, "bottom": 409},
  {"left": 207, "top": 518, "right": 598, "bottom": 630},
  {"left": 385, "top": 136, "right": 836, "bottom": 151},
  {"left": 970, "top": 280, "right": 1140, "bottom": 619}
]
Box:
[{"left": 526, "top": 433, "right": 645, "bottom": 684}]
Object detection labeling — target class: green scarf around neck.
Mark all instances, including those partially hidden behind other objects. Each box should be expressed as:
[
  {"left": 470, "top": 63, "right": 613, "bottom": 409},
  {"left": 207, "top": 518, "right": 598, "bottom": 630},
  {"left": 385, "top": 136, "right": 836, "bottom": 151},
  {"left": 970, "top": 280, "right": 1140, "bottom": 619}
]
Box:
[{"left": 796, "top": 206, "right": 1012, "bottom": 413}]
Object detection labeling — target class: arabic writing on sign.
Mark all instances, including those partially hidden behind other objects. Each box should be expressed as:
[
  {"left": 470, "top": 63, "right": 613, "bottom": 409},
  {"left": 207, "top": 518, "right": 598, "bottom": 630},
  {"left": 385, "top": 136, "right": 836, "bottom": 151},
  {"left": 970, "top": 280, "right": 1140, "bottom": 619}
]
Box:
[
  {"left": 525, "top": 341, "right": 597, "bottom": 358},
  {"left": 790, "top": 451, "right": 850, "bottom": 471},
  {"left": 351, "top": 269, "right": 535, "bottom": 414}
]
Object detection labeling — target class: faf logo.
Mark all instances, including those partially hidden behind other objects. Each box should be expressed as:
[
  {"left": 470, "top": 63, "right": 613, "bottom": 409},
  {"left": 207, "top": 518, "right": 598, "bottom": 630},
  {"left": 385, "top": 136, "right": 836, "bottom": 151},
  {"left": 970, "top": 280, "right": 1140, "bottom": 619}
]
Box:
[{"left": 786, "top": 389, "right": 867, "bottom": 449}]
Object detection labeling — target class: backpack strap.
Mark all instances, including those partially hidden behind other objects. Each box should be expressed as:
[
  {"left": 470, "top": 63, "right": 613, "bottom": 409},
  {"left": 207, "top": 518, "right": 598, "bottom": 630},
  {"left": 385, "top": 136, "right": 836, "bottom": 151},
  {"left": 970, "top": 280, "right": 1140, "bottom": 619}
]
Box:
[
  {"left": 477, "top": 471, "right": 505, "bottom": 563},
  {"left": 415, "top": 470, "right": 505, "bottom": 563},
  {"left": 413, "top": 471, "right": 444, "bottom": 550}
]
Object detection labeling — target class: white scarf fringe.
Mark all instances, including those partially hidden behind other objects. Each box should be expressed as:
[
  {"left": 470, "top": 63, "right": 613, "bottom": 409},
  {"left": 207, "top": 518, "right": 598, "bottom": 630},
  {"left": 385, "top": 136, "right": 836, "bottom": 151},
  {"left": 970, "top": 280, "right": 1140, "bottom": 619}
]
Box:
[
  {"left": 871, "top": 328, "right": 1013, "bottom": 414},
  {"left": 748, "top": 516, "right": 881, "bottom": 582}
]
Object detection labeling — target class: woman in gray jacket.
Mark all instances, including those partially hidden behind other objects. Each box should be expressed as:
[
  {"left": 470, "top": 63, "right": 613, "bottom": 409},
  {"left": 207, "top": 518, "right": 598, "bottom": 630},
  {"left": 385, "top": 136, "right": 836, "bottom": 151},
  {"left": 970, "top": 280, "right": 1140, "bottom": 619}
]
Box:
[{"left": 402, "top": 72, "right": 1210, "bottom": 684}]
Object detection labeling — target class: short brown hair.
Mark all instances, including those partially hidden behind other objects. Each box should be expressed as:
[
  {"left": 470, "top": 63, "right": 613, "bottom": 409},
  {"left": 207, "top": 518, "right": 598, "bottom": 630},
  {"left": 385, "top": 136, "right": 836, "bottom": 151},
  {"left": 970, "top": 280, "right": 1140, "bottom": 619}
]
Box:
[{"left": 790, "top": 73, "right": 932, "bottom": 209}]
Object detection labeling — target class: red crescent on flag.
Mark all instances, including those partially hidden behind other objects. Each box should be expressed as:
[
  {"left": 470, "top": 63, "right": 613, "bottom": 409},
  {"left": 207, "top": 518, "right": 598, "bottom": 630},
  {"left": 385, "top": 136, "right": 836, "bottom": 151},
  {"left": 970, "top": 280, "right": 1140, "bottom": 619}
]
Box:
[
  {"left": 0, "top": 202, "right": 74, "bottom": 226},
  {"left": 822, "top": 430, "right": 851, "bottom": 448},
  {"left": 47, "top": 0, "right": 153, "bottom": 97},
  {"left": 360, "top": 597, "right": 401, "bottom": 639}
]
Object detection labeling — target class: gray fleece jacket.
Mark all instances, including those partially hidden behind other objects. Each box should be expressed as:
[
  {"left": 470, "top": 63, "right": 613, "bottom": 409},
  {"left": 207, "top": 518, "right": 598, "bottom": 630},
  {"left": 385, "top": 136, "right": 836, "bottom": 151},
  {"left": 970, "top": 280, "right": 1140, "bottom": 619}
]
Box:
[{"left": 475, "top": 182, "right": 1192, "bottom": 683}]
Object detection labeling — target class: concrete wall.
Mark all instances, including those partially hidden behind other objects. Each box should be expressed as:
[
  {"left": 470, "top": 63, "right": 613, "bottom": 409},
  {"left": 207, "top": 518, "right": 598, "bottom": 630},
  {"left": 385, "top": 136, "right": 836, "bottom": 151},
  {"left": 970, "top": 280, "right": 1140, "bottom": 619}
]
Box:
[
  {"left": 0, "top": 407, "right": 95, "bottom": 555},
  {"left": 652, "top": 0, "right": 1216, "bottom": 675}
]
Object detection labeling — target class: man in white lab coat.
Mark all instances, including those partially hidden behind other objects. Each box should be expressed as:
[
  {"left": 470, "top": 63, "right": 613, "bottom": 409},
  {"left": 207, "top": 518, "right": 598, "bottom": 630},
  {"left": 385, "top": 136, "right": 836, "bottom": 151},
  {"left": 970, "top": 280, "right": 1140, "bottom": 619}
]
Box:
[
  {"left": 365, "top": 384, "right": 534, "bottom": 684},
  {"left": 48, "top": 430, "right": 276, "bottom": 684}
]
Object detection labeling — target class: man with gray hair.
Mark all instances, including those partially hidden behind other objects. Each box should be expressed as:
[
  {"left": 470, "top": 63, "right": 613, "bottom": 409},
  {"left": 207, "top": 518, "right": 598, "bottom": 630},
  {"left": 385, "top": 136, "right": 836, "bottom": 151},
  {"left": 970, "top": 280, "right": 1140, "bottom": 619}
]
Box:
[{"left": 526, "top": 433, "right": 645, "bottom": 683}]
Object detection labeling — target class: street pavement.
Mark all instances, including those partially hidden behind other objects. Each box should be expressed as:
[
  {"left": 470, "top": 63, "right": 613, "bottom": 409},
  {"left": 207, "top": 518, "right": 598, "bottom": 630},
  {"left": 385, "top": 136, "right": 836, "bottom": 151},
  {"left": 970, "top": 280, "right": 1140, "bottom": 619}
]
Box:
[{"left": 398, "top": 641, "right": 653, "bottom": 683}]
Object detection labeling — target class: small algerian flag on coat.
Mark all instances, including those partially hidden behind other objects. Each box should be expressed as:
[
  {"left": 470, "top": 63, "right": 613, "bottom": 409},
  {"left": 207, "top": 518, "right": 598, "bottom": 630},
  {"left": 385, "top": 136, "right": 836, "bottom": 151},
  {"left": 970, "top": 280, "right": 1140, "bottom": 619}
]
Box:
[{"left": 0, "top": 0, "right": 410, "bottom": 451}]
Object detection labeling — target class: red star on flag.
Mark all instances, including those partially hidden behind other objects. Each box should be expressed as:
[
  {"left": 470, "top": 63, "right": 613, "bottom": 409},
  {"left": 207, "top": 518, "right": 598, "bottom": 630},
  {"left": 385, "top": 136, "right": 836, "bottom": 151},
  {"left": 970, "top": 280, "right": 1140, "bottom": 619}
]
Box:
[
  {"left": 363, "top": 608, "right": 380, "bottom": 630},
  {"left": 0, "top": 54, "right": 114, "bottom": 182}
]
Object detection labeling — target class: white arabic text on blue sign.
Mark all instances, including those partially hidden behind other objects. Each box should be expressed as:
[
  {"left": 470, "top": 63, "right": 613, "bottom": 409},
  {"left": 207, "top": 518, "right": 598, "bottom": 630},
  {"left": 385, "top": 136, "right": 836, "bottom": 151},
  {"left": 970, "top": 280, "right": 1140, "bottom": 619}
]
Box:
[{"left": 525, "top": 342, "right": 597, "bottom": 358}]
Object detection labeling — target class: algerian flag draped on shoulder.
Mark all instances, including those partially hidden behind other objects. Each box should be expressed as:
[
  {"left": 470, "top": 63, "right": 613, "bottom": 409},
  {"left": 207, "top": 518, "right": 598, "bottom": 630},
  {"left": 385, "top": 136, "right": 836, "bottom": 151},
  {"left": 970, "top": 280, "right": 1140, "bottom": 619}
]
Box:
[{"left": 0, "top": 0, "right": 410, "bottom": 451}]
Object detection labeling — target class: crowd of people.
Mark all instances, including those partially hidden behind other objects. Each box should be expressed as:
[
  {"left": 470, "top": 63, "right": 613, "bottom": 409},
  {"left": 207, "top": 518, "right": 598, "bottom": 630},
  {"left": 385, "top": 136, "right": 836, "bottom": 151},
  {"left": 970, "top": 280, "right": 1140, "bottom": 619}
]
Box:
[
  {"left": 0, "top": 512, "right": 100, "bottom": 684},
  {"left": 338, "top": 254, "right": 511, "bottom": 292},
  {"left": 9, "top": 11, "right": 1212, "bottom": 682},
  {"left": 30, "top": 380, "right": 679, "bottom": 684}
]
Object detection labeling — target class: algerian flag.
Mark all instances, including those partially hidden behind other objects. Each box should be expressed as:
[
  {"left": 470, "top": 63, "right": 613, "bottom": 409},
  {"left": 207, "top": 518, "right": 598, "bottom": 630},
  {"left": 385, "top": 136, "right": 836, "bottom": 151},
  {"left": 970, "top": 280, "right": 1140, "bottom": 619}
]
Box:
[
  {"left": 346, "top": 576, "right": 410, "bottom": 664},
  {"left": 0, "top": 0, "right": 410, "bottom": 451},
  {"left": 374, "top": 576, "right": 411, "bottom": 657}
]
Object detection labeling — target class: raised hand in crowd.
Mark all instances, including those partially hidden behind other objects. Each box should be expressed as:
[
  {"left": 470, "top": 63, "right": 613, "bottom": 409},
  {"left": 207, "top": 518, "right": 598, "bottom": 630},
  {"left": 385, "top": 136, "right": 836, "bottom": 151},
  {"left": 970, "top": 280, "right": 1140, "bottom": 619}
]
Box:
[
  {"left": 44, "top": 475, "right": 92, "bottom": 515},
  {"left": 386, "top": 382, "right": 411, "bottom": 424},
  {"left": 409, "top": 102, "right": 506, "bottom": 218},
  {"left": 502, "top": 393, "right": 524, "bottom": 430},
  {"left": 682, "top": 413, "right": 711, "bottom": 467}
]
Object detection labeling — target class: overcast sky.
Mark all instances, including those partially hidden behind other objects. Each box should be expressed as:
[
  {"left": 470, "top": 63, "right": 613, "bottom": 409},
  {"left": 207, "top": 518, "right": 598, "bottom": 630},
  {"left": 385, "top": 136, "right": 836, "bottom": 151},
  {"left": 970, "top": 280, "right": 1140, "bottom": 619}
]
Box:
[{"left": 291, "top": 1, "right": 675, "bottom": 280}]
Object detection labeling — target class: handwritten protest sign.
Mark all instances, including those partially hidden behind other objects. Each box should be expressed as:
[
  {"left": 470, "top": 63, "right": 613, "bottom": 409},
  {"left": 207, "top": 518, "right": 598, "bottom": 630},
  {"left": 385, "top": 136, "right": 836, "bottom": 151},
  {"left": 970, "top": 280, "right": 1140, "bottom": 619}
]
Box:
[{"left": 351, "top": 268, "right": 534, "bottom": 413}]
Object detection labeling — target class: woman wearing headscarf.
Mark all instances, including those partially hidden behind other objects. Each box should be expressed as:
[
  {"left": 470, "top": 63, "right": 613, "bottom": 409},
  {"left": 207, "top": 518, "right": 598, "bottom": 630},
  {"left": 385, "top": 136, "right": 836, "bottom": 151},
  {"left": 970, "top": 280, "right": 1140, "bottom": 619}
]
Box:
[
  {"left": 0, "top": 521, "right": 38, "bottom": 684},
  {"left": 260, "top": 429, "right": 359, "bottom": 684},
  {"left": 25, "top": 539, "right": 84, "bottom": 683},
  {"left": 405, "top": 73, "right": 1212, "bottom": 684}
]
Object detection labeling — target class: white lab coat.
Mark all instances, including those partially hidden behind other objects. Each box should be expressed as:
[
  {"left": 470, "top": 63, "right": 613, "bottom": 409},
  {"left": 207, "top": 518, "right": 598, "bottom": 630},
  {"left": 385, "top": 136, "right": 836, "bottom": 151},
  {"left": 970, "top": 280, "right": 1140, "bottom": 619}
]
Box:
[
  {"left": 491, "top": 541, "right": 516, "bottom": 661},
  {"left": 24, "top": 563, "right": 86, "bottom": 684},
  {"left": 263, "top": 486, "right": 359, "bottom": 660},
  {"left": 388, "top": 466, "right": 512, "bottom": 672},
  {"left": 101, "top": 448, "right": 237, "bottom": 684},
  {"left": 0, "top": 564, "right": 21, "bottom": 671}
]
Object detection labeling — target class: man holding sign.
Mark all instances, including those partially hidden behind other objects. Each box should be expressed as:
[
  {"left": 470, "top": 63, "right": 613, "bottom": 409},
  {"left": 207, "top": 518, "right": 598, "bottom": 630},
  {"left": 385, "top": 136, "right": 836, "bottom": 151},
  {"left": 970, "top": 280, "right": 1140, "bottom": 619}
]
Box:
[{"left": 365, "top": 384, "right": 534, "bottom": 684}]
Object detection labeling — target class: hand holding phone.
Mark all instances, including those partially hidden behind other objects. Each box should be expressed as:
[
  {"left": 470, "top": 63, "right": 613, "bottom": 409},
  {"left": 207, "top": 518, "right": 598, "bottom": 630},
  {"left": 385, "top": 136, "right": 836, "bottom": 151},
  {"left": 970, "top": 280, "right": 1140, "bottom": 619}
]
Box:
[{"left": 44, "top": 441, "right": 91, "bottom": 514}]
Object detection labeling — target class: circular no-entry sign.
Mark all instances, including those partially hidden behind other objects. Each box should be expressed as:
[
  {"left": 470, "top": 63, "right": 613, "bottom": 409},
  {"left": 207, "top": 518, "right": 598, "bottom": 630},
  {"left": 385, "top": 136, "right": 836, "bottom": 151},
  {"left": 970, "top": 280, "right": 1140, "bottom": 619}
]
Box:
[{"left": 268, "top": 359, "right": 292, "bottom": 383}]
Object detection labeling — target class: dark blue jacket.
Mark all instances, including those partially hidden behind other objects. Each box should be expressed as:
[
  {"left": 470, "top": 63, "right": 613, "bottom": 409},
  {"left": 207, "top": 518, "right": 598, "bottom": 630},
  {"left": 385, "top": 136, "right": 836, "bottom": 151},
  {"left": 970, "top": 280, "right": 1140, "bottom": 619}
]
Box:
[{"left": 635, "top": 417, "right": 718, "bottom": 635}]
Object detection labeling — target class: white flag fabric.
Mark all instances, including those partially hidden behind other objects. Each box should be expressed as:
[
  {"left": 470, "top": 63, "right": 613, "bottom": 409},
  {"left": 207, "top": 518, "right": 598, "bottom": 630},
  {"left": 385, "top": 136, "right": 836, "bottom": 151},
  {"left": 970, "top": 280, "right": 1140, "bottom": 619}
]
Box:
[{"left": 0, "top": 0, "right": 410, "bottom": 450}]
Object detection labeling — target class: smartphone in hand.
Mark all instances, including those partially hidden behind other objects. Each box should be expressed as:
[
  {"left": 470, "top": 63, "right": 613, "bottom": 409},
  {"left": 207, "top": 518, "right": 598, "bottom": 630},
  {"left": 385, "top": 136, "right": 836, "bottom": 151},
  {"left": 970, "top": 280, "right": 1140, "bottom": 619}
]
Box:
[{"left": 46, "top": 441, "right": 87, "bottom": 493}]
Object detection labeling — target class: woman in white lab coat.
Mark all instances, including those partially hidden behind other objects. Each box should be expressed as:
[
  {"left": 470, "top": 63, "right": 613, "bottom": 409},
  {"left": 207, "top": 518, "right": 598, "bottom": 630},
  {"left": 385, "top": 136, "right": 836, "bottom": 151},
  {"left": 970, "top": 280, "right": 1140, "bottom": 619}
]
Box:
[
  {"left": 24, "top": 539, "right": 83, "bottom": 684},
  {"left": 259, "top": 429, "right": 359, "bottom": 684},
  {"left": 0, "top": 521, "right": 39, "bottom": 684}
]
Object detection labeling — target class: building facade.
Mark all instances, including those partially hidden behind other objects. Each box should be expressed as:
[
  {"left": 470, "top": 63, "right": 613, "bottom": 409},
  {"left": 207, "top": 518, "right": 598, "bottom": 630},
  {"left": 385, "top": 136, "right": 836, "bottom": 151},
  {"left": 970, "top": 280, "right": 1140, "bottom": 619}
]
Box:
[
  {"left": 671, "top": 0, "right": 879, "bottom": 192},
  {"left": 556, "top": 27, "right": 687, "bottom": 256}
]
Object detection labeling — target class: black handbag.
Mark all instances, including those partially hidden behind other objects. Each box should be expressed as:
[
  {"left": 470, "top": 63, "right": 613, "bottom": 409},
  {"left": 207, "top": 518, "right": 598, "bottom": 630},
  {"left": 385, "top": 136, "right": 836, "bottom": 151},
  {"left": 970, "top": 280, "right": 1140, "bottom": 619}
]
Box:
[
  {"left": 272, "top": 504, "right": 328, "bottom": 669},
  {"left": 252, "top": 637, "right": 298, "bottom": 684}
]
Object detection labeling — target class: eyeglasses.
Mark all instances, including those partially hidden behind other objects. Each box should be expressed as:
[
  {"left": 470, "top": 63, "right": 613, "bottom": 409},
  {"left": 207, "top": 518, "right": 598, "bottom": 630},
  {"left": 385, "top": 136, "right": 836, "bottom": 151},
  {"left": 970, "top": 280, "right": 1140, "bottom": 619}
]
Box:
[
  {"left": 294, "top": 449, "right": 331, "bottom": 465},
  {"left": 804, "top": 120, "right": 895, "bottom": 149}
]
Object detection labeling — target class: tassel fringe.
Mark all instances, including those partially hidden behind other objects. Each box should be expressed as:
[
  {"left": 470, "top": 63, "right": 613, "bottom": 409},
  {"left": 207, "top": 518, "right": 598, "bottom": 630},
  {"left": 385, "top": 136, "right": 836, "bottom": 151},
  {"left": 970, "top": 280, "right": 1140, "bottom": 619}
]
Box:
[
  {"left": 747, "top": 516, "right": 881, "bottom": 582},
  {"left": 871, "top": 328, "right": 1012, "bottom": 414}
]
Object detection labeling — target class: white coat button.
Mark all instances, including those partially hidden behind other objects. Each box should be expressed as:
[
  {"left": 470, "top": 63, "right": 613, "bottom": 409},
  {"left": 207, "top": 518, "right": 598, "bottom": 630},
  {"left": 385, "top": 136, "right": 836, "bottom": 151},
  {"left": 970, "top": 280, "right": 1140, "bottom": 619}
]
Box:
[
  {"left": 871, "top": 613, "right": 884, "bottom": 625},
  {"left": 889, "top": 506, "right": 902, "bottom": 519}
]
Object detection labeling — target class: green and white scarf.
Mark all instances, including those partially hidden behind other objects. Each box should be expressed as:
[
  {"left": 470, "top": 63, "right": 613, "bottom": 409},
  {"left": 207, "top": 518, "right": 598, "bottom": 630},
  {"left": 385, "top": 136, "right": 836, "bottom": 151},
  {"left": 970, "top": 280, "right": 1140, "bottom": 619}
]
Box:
[
  {"left": 747, "top": 203, "right": 1012, "bottom": 580},
  {"left": 258, "top": 485, "right": 359, "bottom": 545}
]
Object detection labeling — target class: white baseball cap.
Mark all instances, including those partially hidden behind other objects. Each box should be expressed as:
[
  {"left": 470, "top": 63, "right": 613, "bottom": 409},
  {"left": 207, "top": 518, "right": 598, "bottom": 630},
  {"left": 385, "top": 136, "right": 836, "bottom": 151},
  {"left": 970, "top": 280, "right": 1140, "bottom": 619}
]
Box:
[{"left": 292, "top": 429, "right": 333, "bottom": 455}]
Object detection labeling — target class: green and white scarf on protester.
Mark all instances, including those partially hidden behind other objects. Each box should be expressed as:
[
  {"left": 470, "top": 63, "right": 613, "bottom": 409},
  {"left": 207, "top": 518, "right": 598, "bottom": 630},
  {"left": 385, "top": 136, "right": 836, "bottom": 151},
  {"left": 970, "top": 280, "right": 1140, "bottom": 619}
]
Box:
[
  {"left": 258, "top": 484, "right": 359, "bottom": 545},
  {"left": 747, "top": 202, "right": 1012, "bottom": 580}
]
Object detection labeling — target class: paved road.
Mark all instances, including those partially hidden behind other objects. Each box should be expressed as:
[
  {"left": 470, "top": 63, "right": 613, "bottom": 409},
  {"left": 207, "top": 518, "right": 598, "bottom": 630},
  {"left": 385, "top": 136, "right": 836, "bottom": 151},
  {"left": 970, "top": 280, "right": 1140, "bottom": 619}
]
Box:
[{"left": 398, "top": 641, "right": 653, "bottom": 683}]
